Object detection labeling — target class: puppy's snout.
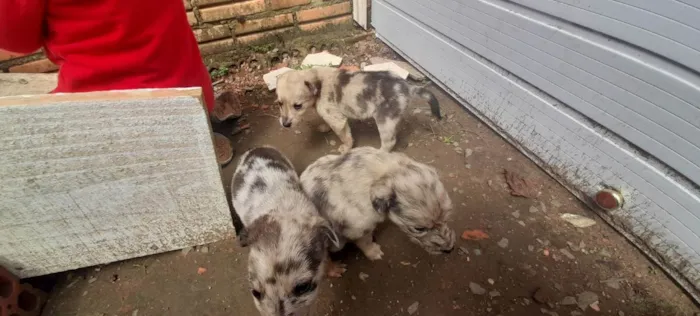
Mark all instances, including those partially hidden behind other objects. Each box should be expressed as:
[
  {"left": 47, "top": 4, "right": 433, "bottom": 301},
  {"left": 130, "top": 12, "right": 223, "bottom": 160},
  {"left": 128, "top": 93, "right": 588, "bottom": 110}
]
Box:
[
  {"left": 442, "top": 247, "right": 454, "bottom": 254},
  {"left": 281, "top": 118, "right": 292, "bottom": 128}
]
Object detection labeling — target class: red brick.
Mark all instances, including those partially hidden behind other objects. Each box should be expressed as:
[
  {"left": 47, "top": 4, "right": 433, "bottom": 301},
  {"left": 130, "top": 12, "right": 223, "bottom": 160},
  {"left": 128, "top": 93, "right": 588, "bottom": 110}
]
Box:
[
  {"left": 268, "top": 0, "right": 310, "bottom": 10},
  {"left": 297, "top": 2, "right": 351, "bottom": 22},
  {"left": 9, "top": 59, "right": 58, "bottom": 73},
  {"left": 235, "top": 13, "right": 293, "bottom": 35},
  {"left": 237, "top": 27, "right": 293, "bottom": 44},
  {"left": 187, "top": 12, "right": 197, "bottom": 26},
  {"left": 299, "top": 15, "right": 351, "bottom": 31},
  {"left": 199, "top": 0, "right": 266, "bottom": 22},
  {"left": 194, "top": 25, "right": 232, "bottom": 42},
  {"left": 199, "top": 38, "right": 236, "bottom": 55},
  {"left": 0, "top": 49, "right": 23, "bottom": 62}
]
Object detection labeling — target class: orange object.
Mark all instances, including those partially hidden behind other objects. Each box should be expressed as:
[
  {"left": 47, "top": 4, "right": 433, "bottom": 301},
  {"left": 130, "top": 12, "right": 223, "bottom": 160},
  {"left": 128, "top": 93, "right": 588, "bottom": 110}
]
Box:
[
  {"left": 197, "top": 267, "right": 207, "bottom": 275},
  {"left": 460, "top": 229, "right": 489, "bottom": 240}
]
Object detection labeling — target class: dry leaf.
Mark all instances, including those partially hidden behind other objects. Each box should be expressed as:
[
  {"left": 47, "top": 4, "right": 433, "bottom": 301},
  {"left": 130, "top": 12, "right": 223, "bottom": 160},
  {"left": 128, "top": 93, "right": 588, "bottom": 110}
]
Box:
[
  {"left": 504, "top": 169, "right": 537, "bottom": 198},
  {"left": 461, "top": 229, "right": 489, "bottom": 240}
]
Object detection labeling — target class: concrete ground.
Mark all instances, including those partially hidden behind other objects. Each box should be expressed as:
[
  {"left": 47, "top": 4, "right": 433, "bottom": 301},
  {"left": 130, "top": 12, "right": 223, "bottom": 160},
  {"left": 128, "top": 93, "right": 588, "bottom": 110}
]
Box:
[{"left": 42, "top": 71, "right": 699, "bottom": 315}]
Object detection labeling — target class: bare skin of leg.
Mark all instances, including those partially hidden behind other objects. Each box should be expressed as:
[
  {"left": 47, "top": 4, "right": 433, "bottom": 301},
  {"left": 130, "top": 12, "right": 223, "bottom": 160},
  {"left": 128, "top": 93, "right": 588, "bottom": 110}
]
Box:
[
  {"left": 326, "top": 261, "right": 347, "bottom": 278},
  {"left": 355, "top": 232, "right": 384, "bottom": 261}
]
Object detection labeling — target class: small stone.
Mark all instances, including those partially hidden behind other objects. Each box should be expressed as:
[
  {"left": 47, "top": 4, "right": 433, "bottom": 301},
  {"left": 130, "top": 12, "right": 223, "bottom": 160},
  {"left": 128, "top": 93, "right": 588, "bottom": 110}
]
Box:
[
  {"left": 473, "top": 249, "right": 482, "bottom": 256},
  {"left": 489, "top": 290, "right": 501, "bottom": 298},
  {"left": 497, "top": 238, "right": 509, "bottom": 248},
  {"left": 465, "top": 148, "right": 474, "bottom": 158},
  {"left": 132, "top": 309, "right": 139, "bottom": 316},
  {"left": 602, "top": 278, "right": 624, "bottom": 290},
  {"left": 329, "top": 140, "right": 337, "bottom": 146},
  {"left": 200, "top": 245, "right": 209, "bottom": 254},
  {"left": 181, "top": 247, "right": 193, "bottom": 256},
  {"left": 465, "top": 164, "right": 471, "bottom": 169},
  {"left": 294, "top": 130, "right": 302, "bottom": 135},
  {"left": 359, "top": 272, "right": 369, "bottom": 282},
  {"left": 511, "top": 210, "right": 520, "bottom": 218},
  {"left": 560, "top": 296, "right": 577, "bottom": 305},
  {"left": 618, "top": 312, "right": 625, "bottom": 316},
  {"left": 88, "top": 276, "right": 97, "bottom": 284},
  {"left": 523, "top": 298, "right": 531, "bottom": 305},
  {"left": 454, "top": 147, "right": 463, "bottom": 154},
  {"left": 469, "top": 282, "right": 486, "bottom": 295},
  {"left": 533, "top": 287, "right": 557, "bottom": 305},
  {"left": 487, "top": 278, "right": 494, "bottom": 285},
  {"left": 529, "top": 206, "right": 539, "bottom": 213},
  {"left": 452, "top": 142, "right": 459, "bottom": 147},
  {"left": 599, "top": 249, "right": 612, "bottom": 257},
  {"left": 576, "top": 291, "right": 599, "bottom": 310},
  {"left": 449, "top": 173, "right": 455, "bottom": 178},
  {"left": 518, "top": 221, "right": 526, "bottom": 227},
  {"left": 528, "top": 245, "right": 535, "bottom": 252},
  {"left": 407, "top": 301, "right": 419, "bottom": 315},
  {"left": 458, "top": 247, "right": 470, "bottom": 255},
  {"left": 351, "top": 295, "right": 356, "bottom": 300},
  {"left": 561, "top": 213, "right": 596, "bottom": 228},
  {"left": 560, "top": 248, "right": 575, "bottom": 260}
]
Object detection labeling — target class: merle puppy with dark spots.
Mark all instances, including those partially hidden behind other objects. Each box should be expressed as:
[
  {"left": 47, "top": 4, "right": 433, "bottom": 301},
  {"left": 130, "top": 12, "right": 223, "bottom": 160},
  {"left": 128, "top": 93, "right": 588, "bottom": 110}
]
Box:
[
  {"left": 300, "top": 147, "right": 456, "bottom": 261},
  {"left": 275, "top": 67, "right": 441, "bottom": 153},
  {"left": 231, "top": 146, "right": 342, "bottom": 316}
]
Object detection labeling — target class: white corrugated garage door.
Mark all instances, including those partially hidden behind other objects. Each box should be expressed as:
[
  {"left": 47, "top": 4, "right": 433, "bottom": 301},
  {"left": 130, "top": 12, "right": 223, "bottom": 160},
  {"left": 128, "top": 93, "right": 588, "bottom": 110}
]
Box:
[{"left": 372, "top": 0, "right": 700, "bottom": 297}]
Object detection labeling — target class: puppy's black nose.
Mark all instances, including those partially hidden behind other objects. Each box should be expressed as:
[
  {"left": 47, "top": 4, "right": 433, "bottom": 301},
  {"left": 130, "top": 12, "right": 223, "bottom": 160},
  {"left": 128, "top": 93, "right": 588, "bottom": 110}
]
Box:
[
  {"left": 283, "top": 122, "right": 292, "bottom": 128},
  {"left": 442, "top": 247, "right": 454, "bottom": 254}
]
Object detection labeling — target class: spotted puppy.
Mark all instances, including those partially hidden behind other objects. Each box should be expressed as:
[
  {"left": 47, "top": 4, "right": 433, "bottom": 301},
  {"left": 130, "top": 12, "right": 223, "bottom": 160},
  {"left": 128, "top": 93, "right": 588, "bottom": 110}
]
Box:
[
  {"left": 300, "top": 147, "right": 455, "bottom": 260},
  {"left": 276, "top": 67, "right": 441, "bottom": 153},
  {"left": 232, "top": 146, "right": 339, "bottom": 316}
]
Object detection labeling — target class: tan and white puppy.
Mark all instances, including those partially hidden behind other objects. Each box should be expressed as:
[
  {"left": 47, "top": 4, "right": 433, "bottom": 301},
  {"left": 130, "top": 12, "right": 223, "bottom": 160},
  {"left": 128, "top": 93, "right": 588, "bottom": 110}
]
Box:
[
  {"left": 300, "top": 147, "right": 455, "bottom": 260},
  {"left": 232, "top": 146, "right": 338, "bottom": 316},
  {"left": 275, "top": 67, "right": 441, "bottom": 153}
]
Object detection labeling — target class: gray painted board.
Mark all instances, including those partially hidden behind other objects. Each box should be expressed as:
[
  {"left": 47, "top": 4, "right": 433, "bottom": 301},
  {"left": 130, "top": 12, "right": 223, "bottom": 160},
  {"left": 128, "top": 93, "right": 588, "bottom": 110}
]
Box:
[
  {"left": 372, "top": 0, "right": 700, "bottom": 298},
  {"left": 0, "top": 88, "right": 234, "bottom": 278}
]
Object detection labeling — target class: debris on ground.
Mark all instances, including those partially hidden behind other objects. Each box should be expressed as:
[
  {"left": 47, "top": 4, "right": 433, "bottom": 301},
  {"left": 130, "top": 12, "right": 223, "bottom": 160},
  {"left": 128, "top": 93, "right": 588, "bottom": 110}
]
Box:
[
  {"left": 363, "top": 62, "right": 409, "bottom": 79},
  {"left": 529, "top": 205, "right": 539, "bottom": 213},
  {"left": 511, "top": 210, "right": 520, "bottom": 218},
  {"left": 181, "top": 247, "right": 193, "bottom": 256},
  {"left": 199, "top": 245, "right": 209, "bottom": 254},
  {"left": 212, "top": 91, "right": 243, "bottom": 122},
  {"left": 464, "top": 148, "right": 474, "bottom": 158},
  {"left": 601, "top": 277, "right": 625, "bottom": 290},
  {"left": 263, "top": 67, "right": 293, "bottom": 90},
  {"left": 560, "top": 296, "right": 577, "bottom": 305},
  {"left": 214, "top": 133, "right": 233, "bottom": 165},
  {"left": 468, "top": 282, "right": 486, "bottom": 295},
  {"left": 576, "top": 291, "right": 599, "bottom": 310},
  {"left": 301, "top": 51, "right": 342, "bottom": 68},
  {"left": 461, "top": 229, "right": 489, "bottom": 240},
  {"left": 232, "top": 123, "right": 251, "bottom": 136},
  {"left": 497, "top": 238, "right": 509, "bottom": 248},
  {"left": 369, "top": 56, "right": 426, "bottom": 81},
  {"left": 532, "top": 286, "right": 557, "bottom": 305},
  {"left": 559, "top": 248, "right": 576, "bottom": 260},
  {"left": 339, "top": 65, "right": 360, "bottom": 72},
  {"left": 359, "top": 272, "right": 369, "bottom": 282},
  {"left": 561, "top": 213, "right": 597, "bottom": 228},
  {"left": 197, "top": 267, "right": 207, "bottom": 275},
  {"left": 458, "top": 247, "right": 470, "bottom": 255},
  {"left": 504, "top": 169, "right": 538, "bottom": 198},
  {"left": 88, "top": 276, "right": 97, "bottom": 284},
  {"left": 407, "top": 301, "right": 419, "bottom": 315},
  {"left": 489, "top": 290, "right": 501, "bottom": 298}
]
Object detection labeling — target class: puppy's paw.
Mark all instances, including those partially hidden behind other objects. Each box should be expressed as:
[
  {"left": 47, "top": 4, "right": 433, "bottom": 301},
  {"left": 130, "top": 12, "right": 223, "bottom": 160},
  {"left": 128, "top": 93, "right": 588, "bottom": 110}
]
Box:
[
  {"left": 317, "top": 123, "right": 331, "bottom": 133},
  {"left": 326, "top": 261, "right": 347, "bottom": 278},
  {"left": 338, "top": 144, "right": 352, "bottom": 154},
  {"left": 362, "top": 243, "right": 384, "bottom": 261}
]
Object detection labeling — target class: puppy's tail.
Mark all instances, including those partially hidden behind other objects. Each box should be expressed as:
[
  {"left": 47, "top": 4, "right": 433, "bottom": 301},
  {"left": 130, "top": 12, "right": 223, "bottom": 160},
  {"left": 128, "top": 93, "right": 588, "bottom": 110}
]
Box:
[{"left": 412, "top": 86, "right": 441, "bottom": 120}]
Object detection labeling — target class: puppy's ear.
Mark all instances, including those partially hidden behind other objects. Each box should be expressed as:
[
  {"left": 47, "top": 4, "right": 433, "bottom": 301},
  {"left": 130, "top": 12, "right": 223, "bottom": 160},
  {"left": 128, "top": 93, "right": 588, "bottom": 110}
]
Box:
[
  {"left": 238, "top": 215, "right": 280, "bottom": 247},
  {"left": 304, "top": 80, "right": 321, "bottom": 96},
  {"left": 370, "top": 175, "right": 397, "bottom": 213}
]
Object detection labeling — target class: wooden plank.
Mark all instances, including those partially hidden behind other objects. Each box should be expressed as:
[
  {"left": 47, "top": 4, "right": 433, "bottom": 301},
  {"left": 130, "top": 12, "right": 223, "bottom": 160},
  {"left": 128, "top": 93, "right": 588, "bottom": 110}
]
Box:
[
  {"left": 0, "top": 73, "right": 58, "bottom": 97},
  {"left": 0, "top": 88, "right": 234, "bottom": 278},
  {"left": 352, "top": 0, "right": 369, "bottom": 29}
]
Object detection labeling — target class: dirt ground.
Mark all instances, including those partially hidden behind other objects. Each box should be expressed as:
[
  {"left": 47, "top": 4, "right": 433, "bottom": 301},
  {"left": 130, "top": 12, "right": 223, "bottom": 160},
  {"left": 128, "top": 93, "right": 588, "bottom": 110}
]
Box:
[{"left": 41, "top": 38, "right": 699, "bottom": 316}]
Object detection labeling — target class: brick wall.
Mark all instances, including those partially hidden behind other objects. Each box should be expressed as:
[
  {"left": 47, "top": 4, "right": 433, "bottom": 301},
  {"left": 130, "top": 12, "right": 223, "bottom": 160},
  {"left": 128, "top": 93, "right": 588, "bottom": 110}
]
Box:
[{"left": 0, "top": 0, "right": 354, "bottom": 73}]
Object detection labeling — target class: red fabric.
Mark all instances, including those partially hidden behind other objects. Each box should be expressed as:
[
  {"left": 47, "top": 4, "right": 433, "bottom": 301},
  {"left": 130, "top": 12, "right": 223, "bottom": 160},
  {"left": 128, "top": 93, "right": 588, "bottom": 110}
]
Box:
[{"left": 0, "top": 0, "right": 214, "bottom": 112}]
